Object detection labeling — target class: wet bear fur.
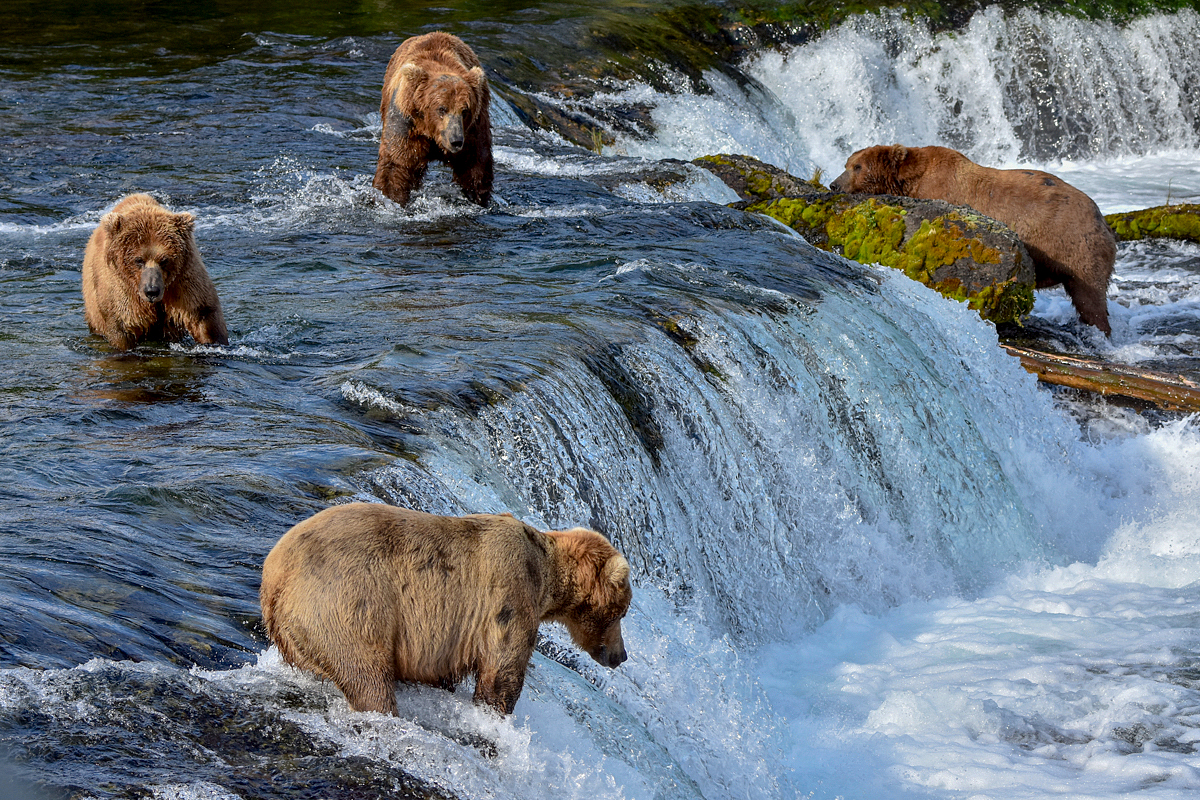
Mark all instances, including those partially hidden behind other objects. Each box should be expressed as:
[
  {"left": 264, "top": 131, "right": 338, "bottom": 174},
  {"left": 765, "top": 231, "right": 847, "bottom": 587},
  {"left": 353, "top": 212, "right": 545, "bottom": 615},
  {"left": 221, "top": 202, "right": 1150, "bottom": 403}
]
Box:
[
  {"left": 81, "top": 193, "right": 228, "bottom": 350},
  {"left": 373, "top": 31, "right": 493, "bottom": 207},
  {"left": 260, "top": 503, "right": 633, "bottom": 716},
  {"left": 831, "top": 144, "right": 1116, "bottom": 334}
]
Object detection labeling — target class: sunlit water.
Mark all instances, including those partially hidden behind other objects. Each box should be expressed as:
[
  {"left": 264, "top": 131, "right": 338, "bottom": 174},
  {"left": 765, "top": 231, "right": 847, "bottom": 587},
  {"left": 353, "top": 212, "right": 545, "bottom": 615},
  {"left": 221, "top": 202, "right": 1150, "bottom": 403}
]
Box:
[{"left": 2, "top": 5, "right": 1200, "bottom": 800}]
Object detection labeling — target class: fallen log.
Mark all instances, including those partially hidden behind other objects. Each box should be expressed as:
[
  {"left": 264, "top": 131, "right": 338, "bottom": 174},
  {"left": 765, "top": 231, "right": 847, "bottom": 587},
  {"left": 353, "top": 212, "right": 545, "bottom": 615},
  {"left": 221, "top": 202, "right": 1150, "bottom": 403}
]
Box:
[{"left": 1001, "top": 344, "right": 1200, "bottom": 413}]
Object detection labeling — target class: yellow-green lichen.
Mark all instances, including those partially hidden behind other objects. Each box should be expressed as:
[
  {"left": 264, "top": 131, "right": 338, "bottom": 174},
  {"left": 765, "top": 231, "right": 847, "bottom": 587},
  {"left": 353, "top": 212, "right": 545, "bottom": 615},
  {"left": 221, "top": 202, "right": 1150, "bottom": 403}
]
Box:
[
  {"left": 826, "top": 199, "right": 908, "bottom": 266},
  {"left": 899, "top": 216, "right": 1003, "bottom": 284},
  {"left": 1104, "top": 204, "right": 1200, "bottom": 244},
  {"left": 748, "top": 196, "right": 836, "bottom": 235},
  {"left": 965, "top": 279, "right": 1036, "bottom": 322},
  {"left": 747, "top": 195, "right": 1033, "bottom": 324}
]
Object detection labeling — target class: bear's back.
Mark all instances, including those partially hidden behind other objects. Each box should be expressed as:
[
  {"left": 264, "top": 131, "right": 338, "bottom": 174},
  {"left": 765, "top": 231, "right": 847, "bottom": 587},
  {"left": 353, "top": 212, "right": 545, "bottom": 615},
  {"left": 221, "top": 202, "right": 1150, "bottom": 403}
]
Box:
[{"left": 261, "top": 504, "right": 550, "bottom": 620}]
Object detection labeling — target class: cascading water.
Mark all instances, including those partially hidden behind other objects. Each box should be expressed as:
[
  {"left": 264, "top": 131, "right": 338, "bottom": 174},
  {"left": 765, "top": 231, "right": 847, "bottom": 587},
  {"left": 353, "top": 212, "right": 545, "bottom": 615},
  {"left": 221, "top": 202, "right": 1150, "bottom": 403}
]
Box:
[
  {"left": 605, "top": 7, "right": 1200, "bottom": 171},
  {"left": 349, "top": 251, "right": 1102, "bottom": 642}
]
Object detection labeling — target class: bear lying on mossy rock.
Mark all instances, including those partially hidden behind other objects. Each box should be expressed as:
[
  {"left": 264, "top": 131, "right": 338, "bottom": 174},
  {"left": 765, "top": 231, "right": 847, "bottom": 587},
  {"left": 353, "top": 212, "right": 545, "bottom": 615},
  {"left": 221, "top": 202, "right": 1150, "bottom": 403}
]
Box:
[
  {"left": 82, "top": 193, "right": 228, "bottom": 351},
  {"left": 374, "top": 32, "right": 493, "bottom": 207},
  {"left": 690, "top": 154, "right": 1036, "bottom": 326},
  {"left": 831, "top": 145, "right": 1116, "bottom": 334},
  {"left": 260, "top": 503, "right": 632, "bottom": 716}
]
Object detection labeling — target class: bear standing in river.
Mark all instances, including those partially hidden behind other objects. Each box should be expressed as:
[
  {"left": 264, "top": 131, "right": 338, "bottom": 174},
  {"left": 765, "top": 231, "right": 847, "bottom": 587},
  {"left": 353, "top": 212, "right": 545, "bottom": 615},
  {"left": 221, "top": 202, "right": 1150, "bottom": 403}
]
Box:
[
  {"left": 260, "top": 503, "right": 632, "bottom": 716},
  {"left": 373, "top": 32, "right": 493, "bottom": 207},
  {"left": 81, "top": 193, "right": 228, "bottom": 350},
  {"left": 830, "top": 144, "right": 1116, "bottom": 334}
]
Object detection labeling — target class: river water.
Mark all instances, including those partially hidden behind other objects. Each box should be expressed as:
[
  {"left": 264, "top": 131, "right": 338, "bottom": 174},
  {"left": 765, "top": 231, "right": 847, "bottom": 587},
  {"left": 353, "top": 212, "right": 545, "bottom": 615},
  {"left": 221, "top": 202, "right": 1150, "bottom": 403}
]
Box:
[{"left": 2, "top": 2, "right": 1200, "bottom": 799}]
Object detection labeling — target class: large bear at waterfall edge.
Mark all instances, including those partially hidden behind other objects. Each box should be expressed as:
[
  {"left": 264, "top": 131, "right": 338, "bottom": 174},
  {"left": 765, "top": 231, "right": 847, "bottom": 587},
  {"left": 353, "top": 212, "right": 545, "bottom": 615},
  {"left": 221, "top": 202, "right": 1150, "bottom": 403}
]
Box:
[
  {"left": 82, "top": 193, "right": 228, "bottom": 350},
  {"left": 373, "top": 31, "right": 493, "bottom": 207},
  {"left": 830, "top": 144, "right": 1116, "bottom": 334},
  {"left": 260, "top": 503, "right": 632, "bottom": 716}
]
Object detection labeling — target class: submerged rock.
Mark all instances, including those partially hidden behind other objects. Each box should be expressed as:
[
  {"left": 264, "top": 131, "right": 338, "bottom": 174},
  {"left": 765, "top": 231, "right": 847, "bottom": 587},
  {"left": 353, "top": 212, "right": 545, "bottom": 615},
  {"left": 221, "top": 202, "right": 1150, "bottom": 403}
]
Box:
[
  {"left": 693, "top": 154, "right": 1036, "bottom": 325},
  {"left": 1105, "top": 203, "right": 1200, "bottom": 244}
]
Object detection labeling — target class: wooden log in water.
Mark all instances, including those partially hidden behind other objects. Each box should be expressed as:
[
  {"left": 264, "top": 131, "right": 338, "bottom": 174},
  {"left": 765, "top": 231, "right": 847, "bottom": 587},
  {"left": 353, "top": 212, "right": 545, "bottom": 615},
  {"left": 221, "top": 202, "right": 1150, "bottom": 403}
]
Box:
[{"left": 1001, "top": 344, "right": 1200, "bottom": 413}]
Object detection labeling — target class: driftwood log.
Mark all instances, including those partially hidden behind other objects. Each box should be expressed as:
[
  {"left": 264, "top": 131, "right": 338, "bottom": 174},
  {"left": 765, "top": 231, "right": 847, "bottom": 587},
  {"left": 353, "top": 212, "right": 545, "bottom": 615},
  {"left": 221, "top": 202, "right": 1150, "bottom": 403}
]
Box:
[{"left": 1002, "top": 345, "right": 1200, "bottom": 413}]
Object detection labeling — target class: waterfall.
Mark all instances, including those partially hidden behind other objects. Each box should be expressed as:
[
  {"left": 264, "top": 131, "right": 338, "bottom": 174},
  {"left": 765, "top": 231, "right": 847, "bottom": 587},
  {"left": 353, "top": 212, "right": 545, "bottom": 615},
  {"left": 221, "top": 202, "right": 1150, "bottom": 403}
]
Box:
[
  {"left": 345, "top": 250, "right": 1108, "bottom": 645},
  {"left": 604, "top": 8, "right": 1200, "bottom": 171}
]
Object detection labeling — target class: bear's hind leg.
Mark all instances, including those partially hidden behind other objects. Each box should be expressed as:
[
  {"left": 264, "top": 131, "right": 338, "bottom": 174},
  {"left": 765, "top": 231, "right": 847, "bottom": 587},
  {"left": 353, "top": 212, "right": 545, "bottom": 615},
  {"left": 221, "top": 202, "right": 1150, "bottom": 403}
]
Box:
[{"left": 1064, "top": 277, "right": 1112, "bottom": 335}]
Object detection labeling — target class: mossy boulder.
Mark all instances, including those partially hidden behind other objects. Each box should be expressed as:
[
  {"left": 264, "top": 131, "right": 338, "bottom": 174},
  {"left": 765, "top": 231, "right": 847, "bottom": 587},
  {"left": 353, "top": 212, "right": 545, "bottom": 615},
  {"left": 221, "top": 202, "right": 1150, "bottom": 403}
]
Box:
[
  {"left": 748, "top": 193, "right": 1035, "bottom": 324},
  {"left": 1104, "top": 204, "right": 1200, "bottom": 244},
  {"left": 691, "top": 154, "right": 823, "bottom": 202},
  {"left": 692, "top": 154, "right": 1037, "bottom": 325}
]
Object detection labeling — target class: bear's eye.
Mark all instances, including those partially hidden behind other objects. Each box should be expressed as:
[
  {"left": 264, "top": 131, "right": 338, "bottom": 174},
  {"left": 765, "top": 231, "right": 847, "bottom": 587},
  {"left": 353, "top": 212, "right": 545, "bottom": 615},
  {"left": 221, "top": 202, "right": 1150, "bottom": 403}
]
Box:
[
  {"left": 853, "top": 164, "right": 862, "bottom": 172},
  {"left": 134, "top": 257, "right": 146, "bottom": 266},
  {"left": 438, "top": 106, "right": 448, "bottom": 116}
]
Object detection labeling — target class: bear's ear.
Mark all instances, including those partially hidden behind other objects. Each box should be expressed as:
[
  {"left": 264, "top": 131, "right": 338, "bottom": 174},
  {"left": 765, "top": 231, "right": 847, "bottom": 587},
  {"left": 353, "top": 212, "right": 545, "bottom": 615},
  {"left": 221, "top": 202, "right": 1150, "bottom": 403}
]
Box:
[
  {"left": 172, "top": 211, "right": 195, "bottom": 235},
  {"left": 602, "top": 554, "right": 630, "bottom": 589},
  {"left": 465, "top": 66, "right": 485, "bottom": 88},
  {"left": 101, "top": 211, "right": 122, "bottom": 235},
  {"left": 890, "top": 144, "right": 909, "bottom": 167},
  {"left": 399, "top": 62, "right": 425, "bottom": 85}
]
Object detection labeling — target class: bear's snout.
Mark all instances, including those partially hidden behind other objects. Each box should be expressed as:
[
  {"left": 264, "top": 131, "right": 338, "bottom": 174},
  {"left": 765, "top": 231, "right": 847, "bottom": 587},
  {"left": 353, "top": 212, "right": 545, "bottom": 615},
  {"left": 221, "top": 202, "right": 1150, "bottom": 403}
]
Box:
[
  {"left": 139, "top": 264, "right": 165, "bottom": 303},
  {"left": 600, "top": 644, "right": 628, "bottom": 668},
  {"left": 441, "top": 114, "right": 465, "bottom": 154},
  {"left": 593, "top": 622, "right": 628, "bottom": 669},
  {"left": 830, "top": 170, "right": 851, "bottom": 192}
]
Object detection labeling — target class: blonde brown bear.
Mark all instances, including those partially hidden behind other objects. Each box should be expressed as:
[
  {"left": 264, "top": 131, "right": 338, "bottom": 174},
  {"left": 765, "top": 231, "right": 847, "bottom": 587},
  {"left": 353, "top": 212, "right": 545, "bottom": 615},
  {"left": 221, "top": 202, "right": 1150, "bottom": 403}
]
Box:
[
  {"left": 82, "top": 193, "right": 228, "bottom": 350},
  {"left": 373, "top": 32, "right": 493, "bottom": 206},
  {"left": 830, "top": 144, "right": 1116, "bottom": 334},
  {"left": 260, "top": 503, "right": 632, "bottom": 716}
]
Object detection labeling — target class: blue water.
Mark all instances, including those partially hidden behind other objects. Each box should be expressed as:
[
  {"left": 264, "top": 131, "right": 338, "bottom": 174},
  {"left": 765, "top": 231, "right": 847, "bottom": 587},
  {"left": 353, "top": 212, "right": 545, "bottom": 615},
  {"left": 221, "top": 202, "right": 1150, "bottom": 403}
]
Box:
[{"left": 2, "top": 4, "right": 1200, "bottom": 799}]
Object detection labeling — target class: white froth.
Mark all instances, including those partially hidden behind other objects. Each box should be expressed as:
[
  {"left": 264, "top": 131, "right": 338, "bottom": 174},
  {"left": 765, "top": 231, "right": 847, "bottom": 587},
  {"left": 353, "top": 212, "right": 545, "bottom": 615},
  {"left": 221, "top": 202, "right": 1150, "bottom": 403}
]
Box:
[{"left": 758, "top": 416, "right": 1200, "bottom": 800}]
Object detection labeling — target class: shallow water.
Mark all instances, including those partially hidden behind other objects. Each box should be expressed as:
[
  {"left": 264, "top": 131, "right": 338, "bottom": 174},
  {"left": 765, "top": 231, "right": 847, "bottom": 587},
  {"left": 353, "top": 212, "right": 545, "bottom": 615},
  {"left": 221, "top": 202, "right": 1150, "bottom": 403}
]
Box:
[{"left": 3, "top": 3, "right": 1200, "bottom": 799}]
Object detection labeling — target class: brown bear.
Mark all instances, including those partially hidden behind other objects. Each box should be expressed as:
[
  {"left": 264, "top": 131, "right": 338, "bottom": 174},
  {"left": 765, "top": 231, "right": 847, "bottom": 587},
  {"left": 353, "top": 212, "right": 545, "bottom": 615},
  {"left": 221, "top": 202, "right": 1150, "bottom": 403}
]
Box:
[
  {"left": 259, "top": 503, "right": 632, "bottom": 716},
  {"left": 373, "top": 32, "right": 493, "bottom": 207},
  {"left": 830, "top": 145, "right": 1116, "bottom": 334},
  {"left": 82, "top": 193, "right": 228, "bottom": 350}
]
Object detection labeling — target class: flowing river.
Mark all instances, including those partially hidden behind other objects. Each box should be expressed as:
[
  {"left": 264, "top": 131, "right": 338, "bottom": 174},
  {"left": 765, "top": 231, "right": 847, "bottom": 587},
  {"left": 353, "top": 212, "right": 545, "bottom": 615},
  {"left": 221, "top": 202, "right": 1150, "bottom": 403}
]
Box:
[{"left": 2, "top": 2, "right": 1200, "bottom": 798}]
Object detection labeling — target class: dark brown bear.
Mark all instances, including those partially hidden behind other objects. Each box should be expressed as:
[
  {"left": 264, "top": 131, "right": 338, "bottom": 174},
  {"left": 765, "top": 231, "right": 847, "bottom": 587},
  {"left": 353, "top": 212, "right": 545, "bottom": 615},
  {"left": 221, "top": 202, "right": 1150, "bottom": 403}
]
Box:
[
  {"left": 260, "top": 503, "right": 633, "bottom": 716},
  {"left": 373, "top": 32, "right": 493, "bottom": 207},
  {"left": 81, "top": 193, "right": 228, "bottom": 350},
  {"left": 831, "top": 144, "right": 1116, "bottom": 334}
]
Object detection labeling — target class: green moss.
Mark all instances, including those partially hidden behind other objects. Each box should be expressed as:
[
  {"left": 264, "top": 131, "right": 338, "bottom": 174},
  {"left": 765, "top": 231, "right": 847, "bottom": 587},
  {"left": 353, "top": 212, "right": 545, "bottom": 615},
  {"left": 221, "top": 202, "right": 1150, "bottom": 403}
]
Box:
[
  {"left": 1104, "top": 203, "right": 1200, "bottom": 244},
  {"left": 747, "top": 195, "right": 1033, "bottom": 324},
  {"left": 965, "top": 279, "right": 1036, "bottom": 322},
  {"left": 901, "top": 215, "right": 1003, "bottom": 282},
  {"left": 749, "top": 196, "right": 817, "bottom": 226},
  {"left": 826, "top": 199, "right": 908, "bottom": 266},
  {"left": 747, "top": 196, "right": 839, "bottom": 246},
  {"left": 694, "top": 154, "right": 735, "bottom": 169},
  {"left": 697, "top": 154, "right": 804, "bottom": 202}
]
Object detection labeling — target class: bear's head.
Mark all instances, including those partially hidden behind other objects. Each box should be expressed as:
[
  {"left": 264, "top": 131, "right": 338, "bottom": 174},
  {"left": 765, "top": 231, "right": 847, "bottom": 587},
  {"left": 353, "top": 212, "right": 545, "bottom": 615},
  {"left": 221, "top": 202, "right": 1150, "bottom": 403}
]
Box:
[
  {"left": 830, "top": 144, "right": 912, "bottom": 195},
  {"left": 101, "top": 205, "right": 194, "bottom": 305},
  {"left": 548, "top": 528, "right": 632, "bottom": 669},
  {"left": 396, "top": 62, "right": 487, "bottom": 155}
]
